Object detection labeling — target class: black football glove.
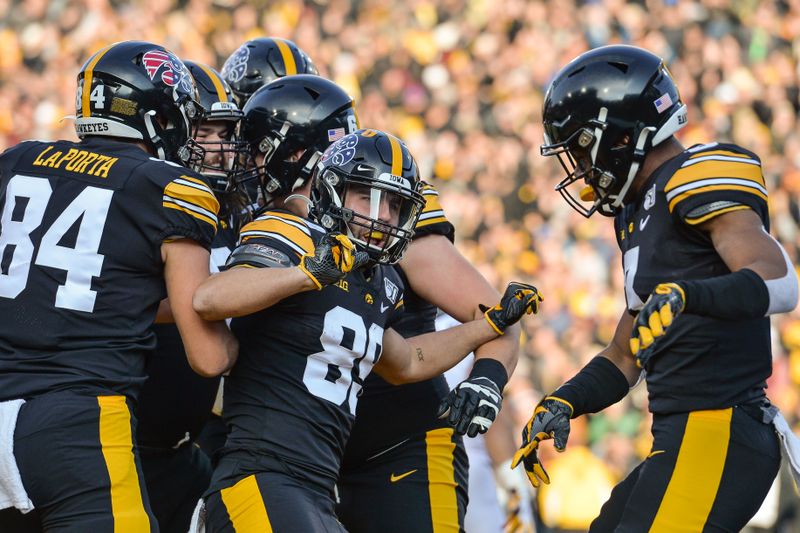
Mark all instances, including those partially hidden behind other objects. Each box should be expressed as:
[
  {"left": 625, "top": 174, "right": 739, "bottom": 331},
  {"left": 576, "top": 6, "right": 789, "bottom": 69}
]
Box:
[
  {"left": 437, "top": 374, "right": 503, "bottom": 437},
  {"left": 299, "top": 233, "right": 369, "bottom": 289},
  {"left": 482, "top": 282, "right": 543, "bottom": 335},
  {"left": 630, "top": 282, "right": 685, "bottom": 368},
  {"left": 510, "top": 396, "right": 573, "bottom": 488}
]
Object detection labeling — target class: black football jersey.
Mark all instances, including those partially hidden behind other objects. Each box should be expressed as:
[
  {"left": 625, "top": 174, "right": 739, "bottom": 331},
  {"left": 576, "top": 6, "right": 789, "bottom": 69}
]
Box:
[
  {"left": 0, "top": 137, "right": 218, "bottom": 401},
  {"left": 343, "top": 183, "right": 456, "bottom": 469},
  {"left": 136, "top": 220, "right": 238, "bottom": 447},
  {"left": 218, "top": 209, "right": 406, "bottom": 489},
  {"left": 616, "top": 142, "right": 771, "bottom": 413}
]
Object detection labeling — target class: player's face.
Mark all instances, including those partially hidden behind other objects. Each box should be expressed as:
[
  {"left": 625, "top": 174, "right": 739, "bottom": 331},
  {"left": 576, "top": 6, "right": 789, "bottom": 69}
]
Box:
[
  {"left": 195, "top": 121, "right": 235, "bottom": 176},
  {"left": 343, "top": 184, "right": 402, "bottom": 248}
]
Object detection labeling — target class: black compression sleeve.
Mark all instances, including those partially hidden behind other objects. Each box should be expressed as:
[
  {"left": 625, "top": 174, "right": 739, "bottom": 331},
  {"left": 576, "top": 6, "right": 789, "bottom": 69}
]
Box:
[
  {"left": 552, "top": 356, "right": 630, "bottom": 418},
  {"left": 678, "top": 268, "right": 768, "bottom": 320}
]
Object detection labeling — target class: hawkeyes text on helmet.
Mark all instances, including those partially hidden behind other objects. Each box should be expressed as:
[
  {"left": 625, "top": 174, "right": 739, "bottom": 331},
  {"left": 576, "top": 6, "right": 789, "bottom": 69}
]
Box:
[
  {"left": 74, "top": 40, "right": 200, "bottom": 164},
  {"left": 540, "top": 45, "right": 688, "bottom": 217}
]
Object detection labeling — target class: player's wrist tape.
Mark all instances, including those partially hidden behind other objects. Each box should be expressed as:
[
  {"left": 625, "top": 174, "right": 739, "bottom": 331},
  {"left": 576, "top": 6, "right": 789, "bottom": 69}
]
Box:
[
  {"left": 552, "top": 356, "right": 629, "bottom": 418},
  {"left": 677, "top": 268, "right": 769, "bottom": 320},
  {"left": 469, "top": 358, "right": 508, "bottom": 392}
]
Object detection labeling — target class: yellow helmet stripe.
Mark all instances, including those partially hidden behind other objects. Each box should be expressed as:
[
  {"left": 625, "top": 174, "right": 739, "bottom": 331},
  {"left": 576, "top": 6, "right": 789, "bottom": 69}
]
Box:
[
  {"left": 82, "top": 43, "right": 116, "bottom": 118},
  {"left": 196, "top": 62, "right": 228, "bottom": 103},
  {"left": 388, "top": 135, "right": 403, "bottom": 177},
  {"left": 274, "top": 39, "right": 297, "bottom": 76}
]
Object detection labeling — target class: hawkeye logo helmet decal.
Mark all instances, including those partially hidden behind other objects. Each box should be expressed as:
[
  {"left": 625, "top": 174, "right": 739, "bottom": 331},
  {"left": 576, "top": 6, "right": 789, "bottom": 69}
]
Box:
[
  {"left": 142, "top": 50, "right": 192, "bottom": 93},
  {"left": 221, "top": 44, "right": 250, "bottom": 83}
]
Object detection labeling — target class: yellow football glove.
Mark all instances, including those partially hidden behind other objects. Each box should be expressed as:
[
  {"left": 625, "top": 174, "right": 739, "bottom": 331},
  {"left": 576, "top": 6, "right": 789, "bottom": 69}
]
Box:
[
  {"left": 510, "top": 396, "right": 573, "bottom": 488},
  {"left": 630, "top": 282, "right": 685, "bottom": 368},
  {"left": 299, "top": 233, "right": 369, "bottom": 289},
  {"left": 482, "top": 282, "right": 544, "bottom": 335}
]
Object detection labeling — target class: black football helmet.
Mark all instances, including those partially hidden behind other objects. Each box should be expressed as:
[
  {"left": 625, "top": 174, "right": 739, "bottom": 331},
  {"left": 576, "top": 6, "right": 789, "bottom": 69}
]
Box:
[
  {"left": 237, "top": 74, "right": 358, "bottom": 205},
  {"left": 184, "top": 61, "right": 246, "bottom": 194},
  {"left": 221, "top": 37, "right": 318, "bottom": 106},
  {"left": 310, "top": 129, "right": 425, "bottom": 265},
  {"left": 75, "top": 40, "right": 199, "bottom": 164},
  {"left": 541, "top": 45, "right": 687, "bottom": 217}
]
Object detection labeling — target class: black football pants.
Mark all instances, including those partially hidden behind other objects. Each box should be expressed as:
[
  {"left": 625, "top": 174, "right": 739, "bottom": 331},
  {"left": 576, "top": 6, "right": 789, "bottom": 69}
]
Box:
[{"left": 590, "top": 405, "right": 780, "bottom": 532}]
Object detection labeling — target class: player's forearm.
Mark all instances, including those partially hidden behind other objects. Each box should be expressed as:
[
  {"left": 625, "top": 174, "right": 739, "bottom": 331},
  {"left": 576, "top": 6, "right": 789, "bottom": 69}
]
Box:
[
  {"left": 393, "top": 319, "right": 499, "bottom": 384},
  {"left": 193, "top": 266, "right": 316, "bottom": 320},
  {"left": 184, "top": 321, "right": 239, "bottom": 377},
  {"left": 473, "top": 322, "right": 520, "bottom": 376}
]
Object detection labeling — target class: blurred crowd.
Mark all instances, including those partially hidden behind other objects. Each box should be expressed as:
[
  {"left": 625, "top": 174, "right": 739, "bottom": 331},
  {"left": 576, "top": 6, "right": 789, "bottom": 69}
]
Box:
[{"left": 3, "top": 0, "right": 800, "bottom": 529}]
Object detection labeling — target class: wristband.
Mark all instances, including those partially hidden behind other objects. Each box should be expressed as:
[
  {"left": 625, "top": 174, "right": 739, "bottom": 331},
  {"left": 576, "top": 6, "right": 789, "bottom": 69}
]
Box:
[{"left": 469, "top": 358, "right": 509, "bottom": 392}]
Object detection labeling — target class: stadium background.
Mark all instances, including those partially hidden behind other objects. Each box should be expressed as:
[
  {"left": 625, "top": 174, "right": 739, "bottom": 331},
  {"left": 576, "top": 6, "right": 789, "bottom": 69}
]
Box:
[{"left": 2, "top": 0, "right": 800, "bottom": 529}]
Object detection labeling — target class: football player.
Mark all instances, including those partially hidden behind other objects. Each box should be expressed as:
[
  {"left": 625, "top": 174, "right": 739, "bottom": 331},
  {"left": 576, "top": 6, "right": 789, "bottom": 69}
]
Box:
[
  {"left": 135, "top": 61, "right": 247, "bottom": 533},
  {"left": 0, "top": 41, "right": 236, "bottom": 532},
  {"left": 214, "top": 71, "right": 534, "bottom": 532},
  {"left": 512, "top": 45, "right": 798, "bottom": 531},
  {"left": 220, "top": 37, "right": 318, "bottom": 106},
  {"left": 337, "top": 181, "right": 529, "bottom": 533},
  {"left": 190, "top": 124, "right": 541, "bottom": 532}
]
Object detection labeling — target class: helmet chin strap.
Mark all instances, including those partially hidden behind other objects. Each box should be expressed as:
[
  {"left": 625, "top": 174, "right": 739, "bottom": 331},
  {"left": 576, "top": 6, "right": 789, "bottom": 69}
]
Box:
[
  {"left": 606, "top": 126, "right": 656, "bottom": 212},
  {"left": 284, "top": 194, "right": 312, "bottom": 217},
  {"left": 604, "top": 103, "right": 688, "bottom": 212},
  {"left": 260, "top": 122, "right": 292, "bottom": 194},
  {"left": 143, "top": 110, "right": 166, "bottom": 160}
]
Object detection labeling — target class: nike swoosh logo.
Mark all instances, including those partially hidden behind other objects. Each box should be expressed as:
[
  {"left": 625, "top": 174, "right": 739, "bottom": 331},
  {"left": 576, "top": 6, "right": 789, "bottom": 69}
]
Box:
[
  {"left": 390, "top": 469, "right": 418, "bottom": 483},
  {"left": 356, "top": 164, "right": 372, "bottom": 172},
  {"left": 380, "top": 303, "right": 389, "bottom": 313},
  {"left": 639, "top": 215, "right": 651, "bottom": 231},
  {"left": 647, "top": 449, "right": 666, "bottom": 459}
]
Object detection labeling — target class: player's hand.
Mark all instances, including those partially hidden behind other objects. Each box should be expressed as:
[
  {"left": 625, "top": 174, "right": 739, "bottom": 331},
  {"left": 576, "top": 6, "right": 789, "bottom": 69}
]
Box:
[
  {"left": 482, "top": 282, "right": 543, "bottom": 335},
  {"left": 630, "top": 282, "right": 685, "bottom": 368},
  {"left": 510, "top": 396, "right": 573, "bottom": 488},
  {"left": 437, "top": 375, "right": 503, "bottom": 437},
  {"left": 299, "top": 233, "right": 369, "bottom": 289}
]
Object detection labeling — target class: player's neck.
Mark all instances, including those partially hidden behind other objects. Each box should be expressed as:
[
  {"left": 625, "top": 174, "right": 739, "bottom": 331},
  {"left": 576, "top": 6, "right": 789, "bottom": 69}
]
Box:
[{"left": 630, "top": 137, "right": 685, "bottom": 198}]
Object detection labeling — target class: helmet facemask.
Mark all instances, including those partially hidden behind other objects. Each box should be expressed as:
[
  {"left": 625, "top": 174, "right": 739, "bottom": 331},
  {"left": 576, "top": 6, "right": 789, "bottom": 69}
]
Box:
[
  {"left": 185, "top": 104, "right": 248, "bottom": 196},
  {"left": 544, "top": 103, "right": 685, "bottom": 217},
  {"left": 234, "top": 121, "right": 323, "bottom": 208}
]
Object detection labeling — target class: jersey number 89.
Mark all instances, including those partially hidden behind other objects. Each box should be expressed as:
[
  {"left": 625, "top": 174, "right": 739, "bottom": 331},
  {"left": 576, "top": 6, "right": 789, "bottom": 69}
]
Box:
[{"left": 303, "top": 306, "right": 384, "bottom": 415}]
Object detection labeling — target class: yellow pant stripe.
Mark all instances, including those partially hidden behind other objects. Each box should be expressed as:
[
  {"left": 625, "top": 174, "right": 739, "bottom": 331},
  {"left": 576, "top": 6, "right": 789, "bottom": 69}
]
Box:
[
  {"left": 97, "top": 395, "right": 151, "bottom": 533},
  {"left": 220, "top": 474, "right": 273, "bottom": 533},
  {"left": 650, "top": 408, "right": 732, "bottom": 533},
  {"left": 426, "top": 428, "right": 459, "bottom": 533}
]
